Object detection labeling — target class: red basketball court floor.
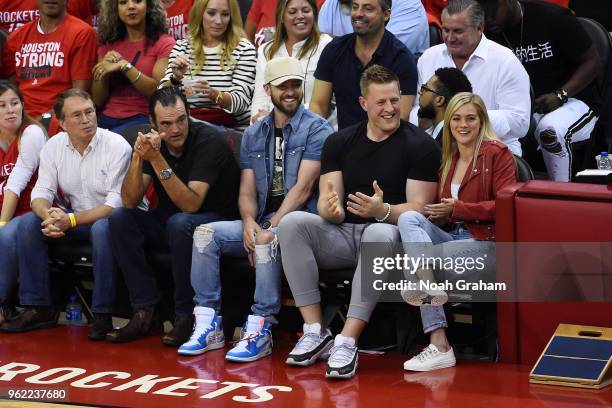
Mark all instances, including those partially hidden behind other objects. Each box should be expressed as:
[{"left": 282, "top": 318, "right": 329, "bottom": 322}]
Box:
[{"left": 1, "top": 326, "right": 610, "bottom": 407}]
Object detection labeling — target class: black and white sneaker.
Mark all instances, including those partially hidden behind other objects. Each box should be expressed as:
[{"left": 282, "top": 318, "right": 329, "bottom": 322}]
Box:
[
  {"left": 325, "top": 335, "right": 358, "bottom": 379},
  {"left": 286, "top": 322, "right": 333, "bottom": 366}
]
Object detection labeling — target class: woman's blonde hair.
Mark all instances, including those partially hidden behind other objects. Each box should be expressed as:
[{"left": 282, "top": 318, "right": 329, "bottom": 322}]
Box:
[
  {"left": 264, "top": 0, "right": 321, "bottom": 61},
  {"left": 188, "top": 0, "right": 244, "bottom": 72},
  {"left": 439, "top": 92, "right": 498, "bottom": 194}
]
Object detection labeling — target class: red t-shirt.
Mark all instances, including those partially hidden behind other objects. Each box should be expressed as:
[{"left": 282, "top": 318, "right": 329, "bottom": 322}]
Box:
[
  {"left": 0, "top": 1, "right": 97, "bottom": 33},
  {"left": 2, "top": 15, "right": 98, "bottom": 117},
  {"left": 543, "top": 0, "right": 569, "bottom": 7},
  {"left": 67, "top": 0, "right": 98, "bottom": 27},
  {"left": 247, "top": 0, "right": 325, "bottom": 47},
  {"left": 0, "top": 0, "right": 39, "bottom": 33},
  {"left": 0, "top": 136, "right": 37, "bottom": 216},
  {"left": 98, "top": 35, "right": 176, "bottom": 119},
  {"left": 422, "top": 0, "right": 447, "bottom": 25},
  {"left": 166, "top": 0, "right": 194, "bottom": 41}
]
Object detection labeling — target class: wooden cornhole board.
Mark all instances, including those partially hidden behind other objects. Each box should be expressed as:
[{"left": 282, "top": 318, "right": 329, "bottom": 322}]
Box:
[{"left": 529, "top": 324, "right": 612, "bottom": 389}]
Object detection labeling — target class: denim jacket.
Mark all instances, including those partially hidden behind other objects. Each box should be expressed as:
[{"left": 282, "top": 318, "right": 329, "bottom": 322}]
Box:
[{"left": 240, "top": 104, "right": 333, "bottom": 222}]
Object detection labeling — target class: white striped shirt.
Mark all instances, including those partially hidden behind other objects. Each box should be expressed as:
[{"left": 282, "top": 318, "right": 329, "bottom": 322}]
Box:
[
  {"left": 31, "top": 127, "right": 132, "bottom": 213},
  {"left": 162, "top": 37, "right": 257, "bottom": 130}
]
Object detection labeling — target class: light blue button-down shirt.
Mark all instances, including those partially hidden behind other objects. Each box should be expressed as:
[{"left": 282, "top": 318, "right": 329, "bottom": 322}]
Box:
[
  {"left": 318, "top": 0, "right": 430, "bottom": 55},
  {"left": 240, "top": 104, "right": 334, "bottom": 221}
]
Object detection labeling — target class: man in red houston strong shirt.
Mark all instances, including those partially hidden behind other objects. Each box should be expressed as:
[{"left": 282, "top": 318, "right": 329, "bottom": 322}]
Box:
[
  {"left": 0, "top": 0, "right": 98, "bottom": 33},
  {"left": 2, "top": 0, "right": 97, "bottom": 125}
]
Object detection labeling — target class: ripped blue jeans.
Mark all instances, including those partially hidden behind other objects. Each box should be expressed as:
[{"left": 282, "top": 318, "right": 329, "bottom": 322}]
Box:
[{"left": 190, "top": 216, "right": 281, "bottom": 324}]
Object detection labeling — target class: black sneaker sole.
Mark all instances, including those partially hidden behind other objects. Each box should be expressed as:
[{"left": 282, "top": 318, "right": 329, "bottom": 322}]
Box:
[
  {"left": 326, "top": 359, "right": 358, "bottom": 379},
  {"left": 0, "top": 320, "right": 58, "bottom": 333}
]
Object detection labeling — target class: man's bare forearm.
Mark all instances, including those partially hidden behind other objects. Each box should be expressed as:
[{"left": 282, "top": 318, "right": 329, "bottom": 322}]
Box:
[{"left": 121, "top": 153, "right": 145, "bottom": 208}]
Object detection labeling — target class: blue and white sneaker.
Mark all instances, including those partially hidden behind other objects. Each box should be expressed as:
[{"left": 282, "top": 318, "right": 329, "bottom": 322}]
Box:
[
  {"left": 225, "top": 315, "right": 273, "bottom": 363},
  {"left": 178, "top": 306, "right": 225, "bottom": 356}
]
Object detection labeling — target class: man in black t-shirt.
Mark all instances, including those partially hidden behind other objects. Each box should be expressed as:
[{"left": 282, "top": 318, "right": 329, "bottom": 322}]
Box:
[
  {"left": 480, "top": 0, "right": 600, "bottom": 181},
  {"left": 106, "top": 88, "right": 241, "bottom": 344},
  {"left": 278, "top": 65, "right": 441, "bottom": 379}
]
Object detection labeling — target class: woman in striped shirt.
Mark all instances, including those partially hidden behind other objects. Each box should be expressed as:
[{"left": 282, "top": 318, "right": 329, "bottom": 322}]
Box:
[{"left": 161, "top": 0, "right": 257, "bottom": 131}]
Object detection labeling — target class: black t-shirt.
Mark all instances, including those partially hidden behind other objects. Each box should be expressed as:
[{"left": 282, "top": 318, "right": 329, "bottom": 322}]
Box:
[
  {"left": 487, "top": 1, "right": 596, "bottom": 108},
  {"left": 321, "top": 121, "right": 441, "bottom": 224},
  {"left": 265, "top": 127, "right": 285, "bottom": 213},
  {"left": 143, "top": 121, "right": 240, "bottom": 220},
  {"left": 314, "top": 30, "right": 418, "bottom": 130}
]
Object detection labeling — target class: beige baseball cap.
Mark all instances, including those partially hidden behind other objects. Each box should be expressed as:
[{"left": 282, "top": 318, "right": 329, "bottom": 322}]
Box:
[{"left": 264, "top": 57, "right": 304, "bottom": 86}]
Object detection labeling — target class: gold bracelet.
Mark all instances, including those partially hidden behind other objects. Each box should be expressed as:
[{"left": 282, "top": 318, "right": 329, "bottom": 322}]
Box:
[
  {"left": 68, "top": 213, "right": 77, "bottom": 228},
  {"left": 215, "top": 91, "right": 224, "bottom": 106}
]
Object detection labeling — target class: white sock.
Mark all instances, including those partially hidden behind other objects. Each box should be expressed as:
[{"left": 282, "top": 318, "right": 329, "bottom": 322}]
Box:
[
  {"left": 245, "top": 314, "right": 265, "bottom": 334},
  {"left": 303, "top": 322, "right": 322, "bottom": 335},
  {"left": 193, "top": 306, "right": 215, "bottom": 328},
  {"left": 334, "top": 334, "right": 356, "bottom": 347}
]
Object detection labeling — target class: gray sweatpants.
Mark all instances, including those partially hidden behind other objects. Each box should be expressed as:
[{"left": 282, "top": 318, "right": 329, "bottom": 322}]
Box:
[{"left": 277, "top": 211, "right": 400, "bottom": 322}]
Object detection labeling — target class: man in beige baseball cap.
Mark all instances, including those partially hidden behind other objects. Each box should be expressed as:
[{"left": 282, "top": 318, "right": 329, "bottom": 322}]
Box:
[
  {"left": 264, "top": 56, "right": 305, "bottom": 87},
  {"left": 180, "top": 55, "right": 333, "bottom": 363}
]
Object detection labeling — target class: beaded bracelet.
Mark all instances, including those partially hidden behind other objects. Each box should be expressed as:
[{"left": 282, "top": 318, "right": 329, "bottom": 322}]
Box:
[{"left": 375, "top": 203, "right": 391, "bottom": 223}]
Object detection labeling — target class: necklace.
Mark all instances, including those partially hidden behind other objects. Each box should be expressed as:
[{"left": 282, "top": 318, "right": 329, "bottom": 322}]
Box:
[{"left": 502, "top": 0, "right": 523, "bottom": 51}]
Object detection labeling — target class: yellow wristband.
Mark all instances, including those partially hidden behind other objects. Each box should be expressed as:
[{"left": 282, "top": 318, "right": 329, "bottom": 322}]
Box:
[
  {"left": 0, "top": 221, "right": 7, "bottom": 227},
  {"left": 68, "top": 213, "right": 77, "bottom": 228}
]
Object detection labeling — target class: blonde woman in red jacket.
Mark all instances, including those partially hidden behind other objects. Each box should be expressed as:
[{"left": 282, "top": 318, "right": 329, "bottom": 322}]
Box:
[{"left": 398, "top": 92, "right": 516, "bottom": 373}]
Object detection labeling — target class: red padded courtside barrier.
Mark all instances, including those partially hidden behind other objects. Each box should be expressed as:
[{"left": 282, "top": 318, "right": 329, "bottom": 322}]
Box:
[{"left": 495, "top": 181, "right": 612, "bottom": 364}]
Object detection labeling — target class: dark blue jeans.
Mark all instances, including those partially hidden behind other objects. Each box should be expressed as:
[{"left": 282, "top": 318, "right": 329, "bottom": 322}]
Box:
[
  {"left": 16, "top": 212, "right": 117, "bottom": 313},
  {"left": 108, "top": 208, "right": 224, "bottom": 317},
  {"left": 97, "top": 113, "right": 149, "bottom": 134},
  {"left": 0, "top": 214, "right": 25, "bottom": 306}
]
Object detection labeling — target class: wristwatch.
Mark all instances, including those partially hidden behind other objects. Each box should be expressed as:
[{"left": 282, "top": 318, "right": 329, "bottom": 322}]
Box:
[
  {"left": 159, "top": 167, "right": 174, "bottom": 180},
  {"left": 121, "top": 62, "right": 133, "bottom": 73},
  {"left": 170, "top": 74, "right": 181, "bottom": 86},
  {"left": 260, "top": 220, "right": 272, "bottom": 230},
  {"left": 554, "top": 88, "right": 568, "bottom": 105}
]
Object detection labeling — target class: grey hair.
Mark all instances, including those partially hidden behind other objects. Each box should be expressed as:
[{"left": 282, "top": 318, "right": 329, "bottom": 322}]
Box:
[{"left": 442, "top": 0, "right": 485, "bottom": 29}]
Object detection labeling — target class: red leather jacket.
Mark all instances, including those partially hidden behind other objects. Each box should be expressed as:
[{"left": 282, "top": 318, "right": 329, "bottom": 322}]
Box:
[{"left": 440, "top": 140, "right": 517, "bottom": 241}]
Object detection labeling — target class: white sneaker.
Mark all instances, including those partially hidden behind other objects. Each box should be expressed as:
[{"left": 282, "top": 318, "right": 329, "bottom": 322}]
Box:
[
  {"left": 403, "top": 344, "right": 456, "bottom": 372},
  {"left": 401, "top": 282, "right": 448, "bottom": 307},
  {"left": 402, "top": 268, "right": 448, "bottom": 307},
  {"left": 325, "top": 334, "right": 358, "bottom": 379},
  {"left": 286, "top": 322, "right": 333, "bottom": 366}
]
